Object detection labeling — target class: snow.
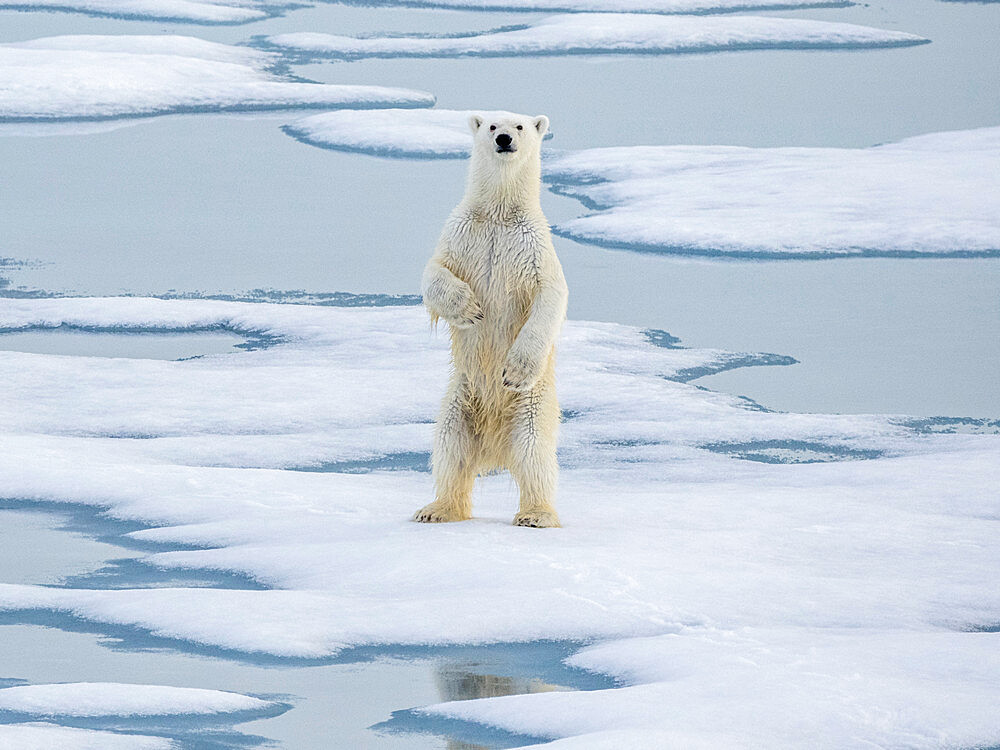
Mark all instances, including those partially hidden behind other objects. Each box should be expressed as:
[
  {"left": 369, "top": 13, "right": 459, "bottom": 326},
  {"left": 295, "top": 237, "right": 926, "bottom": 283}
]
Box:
[
  {"left": 265, "top": 14, "right": 927, "bottom": 60},
  {"left": 0, "top": 35, "right": 434, "bottom": 122},
  {"left": 332, "top": 0, "right": 859, "bottom": 12},
  {"left": 0, "top": 682, "right": 273, "bottom": 717},
  {"left": 284, "top": 108, "right": 552, "bottom": 159},
  {"left": 277, "top": 115, "right": 999, "bottom": 259},
  {"left": 0, "top": 723, "right": 175, "bottom": 750},
  {"left": 0, "top": 0, "right": 851, "bottom": 21},
  {"left": 0, "top": 0, "right": 277, "bottom": 23},
  {"left": 545, "top": 126, "right": 1000, "bottom": 257},
  {"left": 426, "top": 630, "right": 1000, "bottom": 749},
  {"left": 0, "top": 296, "right": 998, "bottom": 747}
]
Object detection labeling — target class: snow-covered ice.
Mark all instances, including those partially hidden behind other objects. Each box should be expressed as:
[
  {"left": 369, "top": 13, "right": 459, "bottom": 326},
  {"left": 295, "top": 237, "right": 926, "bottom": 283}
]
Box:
[
  {"left": 0, "top": 35, "right": 434, "bottom": 122},
  {"left": 328, "top": 0, "right": 857, "bottom": 13},
  {"left": 0, "top": 682, "right": 275, "bottom": 717},
  {"left": 0, "top": 723, "right": 175, "bottom": 750},
  {"left": 278, "top": 114, "right": 1000, "bottom": 260},
  {"left": 284, "top": 108, "right": 552, "bottom": 159},
  {"left": 265, "top": 14, "right": 927, "bottom": 60},
  {"left": 0, "top": 296, "right": 997, "bottom": 747},
  {"left": 0, "top": 0, "right": 283, "bottom": 24},
  {"left": 546, "top": 126, "right": 1000, "bottom": 257},
  {"left": 424, "top": 629, "right": 1000, "bottom": 749},
  {"left": 0, "top": 0, "right": 852, "bottom": 21}
]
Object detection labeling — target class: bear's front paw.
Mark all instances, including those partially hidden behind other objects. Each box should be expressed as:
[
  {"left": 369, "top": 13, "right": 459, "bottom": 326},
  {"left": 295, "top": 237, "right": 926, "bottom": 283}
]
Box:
[
  {"left": 502, "top": 350, "right": 541, "bottom": 392},
  {"left": 513, "top": 509, "right": 561, "bottom": 528},
  {"left": 413, "top": 503, "right": 470, "bottom": 523},
  {"left": 447, "top": 287, "right": 484, "bottom": 329}
]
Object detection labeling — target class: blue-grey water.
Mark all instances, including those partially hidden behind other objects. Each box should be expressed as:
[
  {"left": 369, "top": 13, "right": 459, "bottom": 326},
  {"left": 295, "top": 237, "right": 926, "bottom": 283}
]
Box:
[
  {"left": 2, "top": 0, "right": 998, "bottom": 417},
  {"left": 1, "top": 0, "right": 998, "bottom": 746},
  {"left": 0, "top": 330, "right": 246, "bottom": 359}
]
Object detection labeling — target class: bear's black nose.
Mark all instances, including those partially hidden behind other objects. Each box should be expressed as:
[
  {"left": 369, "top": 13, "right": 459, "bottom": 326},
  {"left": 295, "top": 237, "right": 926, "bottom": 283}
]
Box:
[{"left": 495, "top": 133, "right": 512, "bottom": 149}]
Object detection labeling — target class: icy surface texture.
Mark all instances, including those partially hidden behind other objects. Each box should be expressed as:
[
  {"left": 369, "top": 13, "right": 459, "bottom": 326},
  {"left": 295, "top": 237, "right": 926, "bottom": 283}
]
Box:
[
  {"left": 0, "top": 0, "right": 851, "bottom": 21},
  {"left": 264, "top": 14, "right": 926, "bottom": 60},
  {"left": 326, "top": 0, "right": 854, "bottom": 12},
  {"left": 278, "top": 115, "right": 999, "bottom": 260},
  {"left": 0, "top": 35, "right": 434, "bottom": 122},
  {"left": 0, "top": 296, "right": 997, "bottom": 747},
  {"left": 546, "top": 126, "right": 1000, "bottom": 258},
  {"left": 0, "top": 682, "right": 274, "bottom": 717},
  {"left": 0, "top": 723, "right": 175, "bottom": 749},
  {"left": 425, "top": 629, "right": 1000, "bottom": 749},
  {"left": 285, "top": 108, "right": 554, "bottom": 158},
  {"left": 0, "top": 0, "right": 281, "bottom": 23}
]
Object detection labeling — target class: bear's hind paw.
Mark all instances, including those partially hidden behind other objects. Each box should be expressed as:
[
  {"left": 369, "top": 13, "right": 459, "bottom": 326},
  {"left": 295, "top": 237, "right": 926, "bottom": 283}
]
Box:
[
  {"left": 513, "top": 510, "right": 561, "bottom": 528},
  {"left": 413, "top": 504, "right": 470, "bottom": 523}
]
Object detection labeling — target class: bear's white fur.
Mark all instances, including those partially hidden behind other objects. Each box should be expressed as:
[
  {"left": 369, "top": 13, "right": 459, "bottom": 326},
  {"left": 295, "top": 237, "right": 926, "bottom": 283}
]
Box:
[{"left": 414, "top": 111, "right": 568, "bottom": 528}]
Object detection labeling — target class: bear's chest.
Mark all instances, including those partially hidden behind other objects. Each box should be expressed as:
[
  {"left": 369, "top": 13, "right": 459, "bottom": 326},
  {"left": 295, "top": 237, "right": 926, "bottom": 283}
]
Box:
[{"left": 447, "top": 216, "right": 542, "bottom": 296}]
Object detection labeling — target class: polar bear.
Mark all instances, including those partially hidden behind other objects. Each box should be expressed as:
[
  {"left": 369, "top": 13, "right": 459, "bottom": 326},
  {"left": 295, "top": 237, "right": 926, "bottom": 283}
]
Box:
[{"left": 413, "top": 111, "right": 568, "bottom": 528}]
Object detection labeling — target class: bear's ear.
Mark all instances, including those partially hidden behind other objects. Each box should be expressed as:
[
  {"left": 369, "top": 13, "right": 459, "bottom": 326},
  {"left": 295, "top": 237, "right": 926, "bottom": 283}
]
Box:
[
  {"left": 468, "top": 115, "right": 484, "bottom": 134},
  {"left": 533, "top": 115, "right": 549, "bottom": 136}
]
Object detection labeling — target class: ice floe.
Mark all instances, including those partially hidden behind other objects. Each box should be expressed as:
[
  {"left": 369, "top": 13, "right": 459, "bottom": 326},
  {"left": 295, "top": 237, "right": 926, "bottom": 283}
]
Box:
[
  {"left": 0, "top": 682, "right": 275, "bottom": 717},
  {"left": 284, "top": 108, "right": 552, "bottom": 159},
  {"left": 0, "top": 0, "right": 281, "bottom": 23},
  {"left": 546, "top": 126, "right": 1000, "bottom": 257},
  {"left": 0, "top": 0, "right": 852, "bottom": 22},
  {"left": 0, "top": 723, "right": 175, "bottom": 750},
  {"left": 278, "top": 113, "right": 999, "bottom": 259},
  {"left": 424, "top": 629, "right": 1000, "bottom": 748},
  {"left": 330, "top": 0, "right": 855, "bottom": 11},
  {"left": 264, "top": 14, "right": 927, "bottom": 60},
  {"left": 0, "top": 35, "right": 433, "bottom": 122},
  {"left": 0, "top": 295, "right": 997, "bottom": 747}
]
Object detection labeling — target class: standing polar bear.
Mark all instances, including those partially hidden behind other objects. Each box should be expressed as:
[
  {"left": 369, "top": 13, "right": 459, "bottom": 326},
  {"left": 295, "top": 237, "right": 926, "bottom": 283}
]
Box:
[{"left": 414, "top": 112, "right": 568, "bottom": 528}]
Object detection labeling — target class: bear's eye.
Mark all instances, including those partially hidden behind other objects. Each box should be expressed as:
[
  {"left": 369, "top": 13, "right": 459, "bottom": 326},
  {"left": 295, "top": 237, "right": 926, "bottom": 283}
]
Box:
[
  {"left": 489, "top": 125, "right": 496, "bottom": 131},
  {"left": 516, "top": 125, "right": 523, "bottom": 130}
]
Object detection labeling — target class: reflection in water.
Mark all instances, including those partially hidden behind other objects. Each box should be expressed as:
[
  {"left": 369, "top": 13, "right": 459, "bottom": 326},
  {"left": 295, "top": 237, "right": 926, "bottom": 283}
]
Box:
[
  {"left": 435, "top": 664, "right": 570, "bottom": 750},
  {"left": 436, "top": 665, "right": 568, "bottom": 702},
  {"left": 370, "top": 641, "right": 604, "bottom": 747},
  {"left": 434, "top": 663, "right": 573, "bottom": 750}
]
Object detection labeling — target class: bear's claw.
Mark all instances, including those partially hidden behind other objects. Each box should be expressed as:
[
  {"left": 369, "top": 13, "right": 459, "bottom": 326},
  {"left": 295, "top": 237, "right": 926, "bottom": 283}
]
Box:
[
  {"left": 413, "top": 505, "right": 470, "bottom": 523},
  {"left": 450, "top": 290, "right": 484, "bottom": 328},
  {"left": 513, "top": 510, "right": 561, "bottom": 528},
  {"left": 501, "top": 357, "right": 538, "bottom": 392}
]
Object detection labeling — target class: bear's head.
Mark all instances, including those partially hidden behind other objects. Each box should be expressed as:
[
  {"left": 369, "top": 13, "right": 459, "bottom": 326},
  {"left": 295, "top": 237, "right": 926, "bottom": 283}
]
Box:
[{"left": 468, "top": 112, "right": 549, "bottom": 166}]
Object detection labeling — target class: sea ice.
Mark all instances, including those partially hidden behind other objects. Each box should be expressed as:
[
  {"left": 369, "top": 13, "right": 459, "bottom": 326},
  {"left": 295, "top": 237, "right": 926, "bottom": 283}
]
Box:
[
  {"left": 285, "top": 108, "right": 552, "bottom": 159},
  {"left": 329, "top": 0, "right": 855, "bottom": 11},
  {"left": 0, "top": 723, "right": 175, "bottom": 750},
  {"left": 347, "top": 0, "right": 853, "bottom": 14},
  {"left": 0, "top": 682, "right": 275, "bottom": 717},
  {"left": 0, "top": 0, "right": 852, "bottom": 22},
  {"left": 277, "top": 113, "right": 999, "bottom": 259},
  {"left": 0, "top": 296, "right": 997, "bottom": 747},
  {"left": 0, "top": 35, "right": 434, "bottom": 122},
  {"left": 546, "top": 126, "right": 1000, "bottom": 257},
  {"left": 264, "top": 14, "right": 927, "bottom": 60},
  {"left": 423, "top": 629, "right": 1000, "bottom": 748},
  {"left": 0, "top": 0, "right": 280, "bottom": 23}
]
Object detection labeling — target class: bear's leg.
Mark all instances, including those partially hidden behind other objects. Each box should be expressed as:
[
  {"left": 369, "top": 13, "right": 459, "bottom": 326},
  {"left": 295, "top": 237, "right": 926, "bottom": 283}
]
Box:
[
  {"left": 509, "top": 380, "right": 561, "bottom": 528},
  {"left": 414, "top": 377, "right": 479, "bottom": 523}
]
